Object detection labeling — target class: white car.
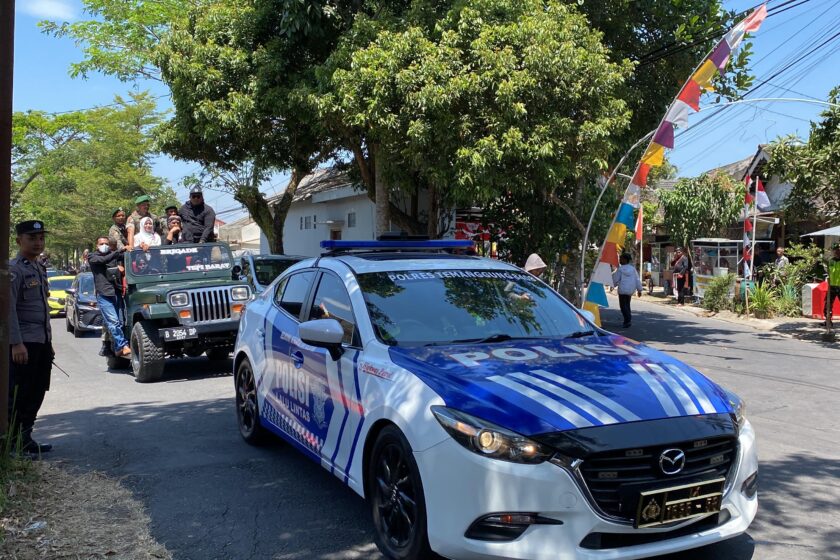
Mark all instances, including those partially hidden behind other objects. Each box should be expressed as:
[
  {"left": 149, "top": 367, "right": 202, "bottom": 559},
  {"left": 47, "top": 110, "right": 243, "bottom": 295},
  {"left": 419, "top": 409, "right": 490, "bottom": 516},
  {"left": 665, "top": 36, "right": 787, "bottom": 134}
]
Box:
[{"left": 233, "top": 240, "right": 757, "bottom": 560}]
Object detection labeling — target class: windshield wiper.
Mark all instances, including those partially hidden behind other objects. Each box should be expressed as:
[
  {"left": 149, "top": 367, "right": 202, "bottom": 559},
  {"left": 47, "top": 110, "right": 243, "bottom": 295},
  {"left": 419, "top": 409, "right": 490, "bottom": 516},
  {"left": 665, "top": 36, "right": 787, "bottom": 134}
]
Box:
[
  {"left": 449, "top": 333, "right": 542, "bottom": 345},
  {"left": 564, "top": 330, "right": 596, "bottom": 339}
]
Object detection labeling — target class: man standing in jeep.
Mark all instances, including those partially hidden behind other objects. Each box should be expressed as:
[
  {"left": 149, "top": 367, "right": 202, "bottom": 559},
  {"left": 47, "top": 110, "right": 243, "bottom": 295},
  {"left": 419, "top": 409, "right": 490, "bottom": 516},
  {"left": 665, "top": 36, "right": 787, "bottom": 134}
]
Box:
[
  {"left": 89, "top": 236, "right": 131, "bottom": 358},
  {"left": 180, "top": 186, "right": 216, "bottom": 243}
]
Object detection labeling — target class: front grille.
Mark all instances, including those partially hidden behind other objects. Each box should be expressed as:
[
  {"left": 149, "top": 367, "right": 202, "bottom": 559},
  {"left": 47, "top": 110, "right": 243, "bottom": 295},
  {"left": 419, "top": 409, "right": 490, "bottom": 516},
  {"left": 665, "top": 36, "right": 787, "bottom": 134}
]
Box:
[
  {"left": 88, "top": 313, "right": 104, "bottom": 327},
  {"left": 190, "top": 288, "right": 232, "bottom": 323},
  {"left": 578, "top": 436, "right": 737, "bottom": 520}
]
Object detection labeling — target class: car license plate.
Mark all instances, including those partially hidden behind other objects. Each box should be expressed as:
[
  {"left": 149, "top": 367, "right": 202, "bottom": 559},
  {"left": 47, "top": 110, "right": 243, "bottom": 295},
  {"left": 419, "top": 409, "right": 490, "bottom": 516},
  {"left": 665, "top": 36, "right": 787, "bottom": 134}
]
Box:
[
  {"left": 160, "top": 327, "right": 198, "bottom": 341},
  {"left": 635, "top": 478, "right": 725, "bottom": 528}
]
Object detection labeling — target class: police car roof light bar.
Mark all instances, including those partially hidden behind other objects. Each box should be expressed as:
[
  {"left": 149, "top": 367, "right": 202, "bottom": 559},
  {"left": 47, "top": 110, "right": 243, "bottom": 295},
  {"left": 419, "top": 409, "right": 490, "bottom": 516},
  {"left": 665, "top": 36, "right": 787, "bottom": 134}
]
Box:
[{"left": 320, "top": 239, "right": 473, "bottom": 254}]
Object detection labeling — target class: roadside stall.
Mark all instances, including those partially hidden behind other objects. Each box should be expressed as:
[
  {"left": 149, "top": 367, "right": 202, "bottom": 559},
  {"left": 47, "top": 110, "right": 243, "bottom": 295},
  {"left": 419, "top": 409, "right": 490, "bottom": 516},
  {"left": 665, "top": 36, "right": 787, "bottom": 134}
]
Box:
[
  {"left": 690, "top": 238, "right": 773, "bottom": 299},
  {"left": 647, "top": 241, "right": 676, "bottom": 293}
]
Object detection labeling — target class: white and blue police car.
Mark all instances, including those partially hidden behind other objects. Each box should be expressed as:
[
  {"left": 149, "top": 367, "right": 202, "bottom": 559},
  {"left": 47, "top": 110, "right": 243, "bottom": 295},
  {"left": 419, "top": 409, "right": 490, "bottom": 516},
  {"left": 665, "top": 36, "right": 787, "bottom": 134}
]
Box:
[{"left": 233, "top": 239, "right": 757, "bottom": 560}]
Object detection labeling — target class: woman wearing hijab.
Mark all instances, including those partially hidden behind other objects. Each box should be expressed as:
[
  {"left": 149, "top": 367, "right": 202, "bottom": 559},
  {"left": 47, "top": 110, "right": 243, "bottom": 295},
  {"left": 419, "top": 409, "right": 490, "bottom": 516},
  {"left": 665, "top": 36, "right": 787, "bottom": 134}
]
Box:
[{"left": 133, "top": 216, "right": 162, "bottom": 250}]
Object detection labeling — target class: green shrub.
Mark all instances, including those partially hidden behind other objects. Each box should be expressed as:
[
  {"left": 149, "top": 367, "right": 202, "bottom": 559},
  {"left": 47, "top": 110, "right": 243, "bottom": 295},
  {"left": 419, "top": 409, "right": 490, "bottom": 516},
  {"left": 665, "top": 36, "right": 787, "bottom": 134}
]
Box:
[
  {"left": 774, "top": 282, "right": 801, "bottom": 317},
  {"left": 702, "top": 273, "right": 734, "bottom": 312},
  {"left": 748, "top": 283, "right": 775, "bottom": 319}
]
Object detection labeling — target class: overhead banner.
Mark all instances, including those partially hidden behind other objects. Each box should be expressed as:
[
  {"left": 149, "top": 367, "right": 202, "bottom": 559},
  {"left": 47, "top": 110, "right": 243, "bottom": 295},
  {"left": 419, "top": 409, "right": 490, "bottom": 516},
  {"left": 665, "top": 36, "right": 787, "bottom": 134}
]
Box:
[{"left": 584, "top": 4, "right": 767, "bottom": 325}]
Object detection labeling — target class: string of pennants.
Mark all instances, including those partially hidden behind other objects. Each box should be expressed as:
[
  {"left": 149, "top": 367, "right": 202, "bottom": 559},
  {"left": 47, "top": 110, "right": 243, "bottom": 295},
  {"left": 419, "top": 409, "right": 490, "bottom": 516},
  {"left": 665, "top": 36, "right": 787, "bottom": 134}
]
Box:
[{"left": 583, "top": 4, "right": 768, "bottom": 326}]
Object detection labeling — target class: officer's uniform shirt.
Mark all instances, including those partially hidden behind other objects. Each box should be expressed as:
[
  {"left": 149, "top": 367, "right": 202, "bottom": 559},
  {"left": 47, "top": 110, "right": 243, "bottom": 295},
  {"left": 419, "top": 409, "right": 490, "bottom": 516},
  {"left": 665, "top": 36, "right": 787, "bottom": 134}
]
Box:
[
  {"left": 108, "top": 223, "right": 129, "bottom": 251},
  {"left": 127, "top": 210, "right": 160, "bottom": 236},
  {"left": 9, "top": 253, "right": 52, "bottom": 345}
]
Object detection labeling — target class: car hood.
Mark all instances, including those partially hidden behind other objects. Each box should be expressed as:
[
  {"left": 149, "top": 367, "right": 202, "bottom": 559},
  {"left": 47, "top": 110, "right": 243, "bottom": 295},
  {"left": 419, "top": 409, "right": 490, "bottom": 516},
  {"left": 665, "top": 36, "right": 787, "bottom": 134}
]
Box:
[{"left": 387, "top": 334, "right": 732, "bottom": 437}]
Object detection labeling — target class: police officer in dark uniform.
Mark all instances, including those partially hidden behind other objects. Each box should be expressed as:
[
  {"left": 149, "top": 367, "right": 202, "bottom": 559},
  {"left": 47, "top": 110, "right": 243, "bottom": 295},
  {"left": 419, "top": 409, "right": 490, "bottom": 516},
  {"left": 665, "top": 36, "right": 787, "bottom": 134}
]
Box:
[{"left": 8, "top": 220, "right": 54, "bottom": 454}]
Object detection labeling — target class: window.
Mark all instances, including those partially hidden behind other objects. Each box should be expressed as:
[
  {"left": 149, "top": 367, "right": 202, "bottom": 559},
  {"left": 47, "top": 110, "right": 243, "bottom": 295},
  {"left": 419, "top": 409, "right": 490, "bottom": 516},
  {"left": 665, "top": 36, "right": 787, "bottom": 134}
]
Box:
[
  {"left": 300, "top": 216, "right": 304, "bottom": 230},
  {"left": 313, "top": 215, "right": 317, "bottom": 229},
  {"left": 275, "top": 271, "right": 315, "bottom": 319},
  {"left": 309, "top": 273, "right": 357, "bottom": 345},
  {"left": 357, "top": 270, "right": 588, "bottom": 347},
  {"left": 304, "top": 216, "right": 312, "bottom": 230},
  {"left": 347, "top": 212, "right": 356, "bottom": 228}
]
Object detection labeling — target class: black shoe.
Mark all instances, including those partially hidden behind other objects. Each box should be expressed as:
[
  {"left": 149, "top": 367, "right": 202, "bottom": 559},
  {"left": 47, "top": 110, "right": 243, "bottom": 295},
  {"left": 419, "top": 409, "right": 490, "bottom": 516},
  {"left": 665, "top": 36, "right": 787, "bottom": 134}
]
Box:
[
  {"left": 22, "top": 440, "right": 53, "bottom": 454},
  {"left": 622, "top": 324, "right": 631, "bottom": 328}
]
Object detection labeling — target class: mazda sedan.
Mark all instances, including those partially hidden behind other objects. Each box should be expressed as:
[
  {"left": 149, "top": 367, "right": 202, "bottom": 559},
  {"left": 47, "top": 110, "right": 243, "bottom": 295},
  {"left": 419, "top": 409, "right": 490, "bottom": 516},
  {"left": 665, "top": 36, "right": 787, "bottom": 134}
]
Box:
[{"left": 233, "top": 240, "right": 758, "bottom": 560}]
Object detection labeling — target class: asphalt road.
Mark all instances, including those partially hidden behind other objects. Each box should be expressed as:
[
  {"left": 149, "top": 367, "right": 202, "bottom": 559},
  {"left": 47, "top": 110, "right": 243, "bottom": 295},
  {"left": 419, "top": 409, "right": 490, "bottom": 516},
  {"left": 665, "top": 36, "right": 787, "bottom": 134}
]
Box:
[{"left": 36, "top": 300, "right": 840, "bottom": 560}]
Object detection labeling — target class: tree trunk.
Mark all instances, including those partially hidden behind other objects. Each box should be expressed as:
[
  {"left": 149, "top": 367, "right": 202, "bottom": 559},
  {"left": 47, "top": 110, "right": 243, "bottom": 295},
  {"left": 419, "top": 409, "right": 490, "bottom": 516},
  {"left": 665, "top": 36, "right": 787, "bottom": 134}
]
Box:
[
  {"left": 427, "top": 183, "right": 439, "bottom": 238},
  {"left": 269, "top": 167, "right": 305, "bottom": 255},
  {"left": 373, "top": 144, "right": 390, "bottom": 237}
]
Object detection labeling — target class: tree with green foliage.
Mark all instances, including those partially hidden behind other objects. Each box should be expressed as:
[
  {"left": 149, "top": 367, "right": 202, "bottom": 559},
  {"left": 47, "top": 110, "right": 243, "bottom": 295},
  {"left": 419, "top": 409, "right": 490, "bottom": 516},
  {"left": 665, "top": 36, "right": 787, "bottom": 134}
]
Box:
[
  {"left": 11, "top": 93, "right": 172, "bottom": 260},
  {"left": 44, "top": 0, "right": 755, "bottom": 271},
  {"left": 659, "top": 172, "right": 744, "bottom": 248},
  {"left": 765, "top": 87, "right": 840, "bottom": 223}
]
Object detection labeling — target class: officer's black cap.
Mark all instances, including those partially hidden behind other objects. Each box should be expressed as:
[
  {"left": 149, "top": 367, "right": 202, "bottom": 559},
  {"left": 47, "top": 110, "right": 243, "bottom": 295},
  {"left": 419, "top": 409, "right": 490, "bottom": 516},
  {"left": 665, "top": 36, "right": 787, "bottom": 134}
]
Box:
[{"left": 15, "top": 220, "right": 49, "bottom": 235}]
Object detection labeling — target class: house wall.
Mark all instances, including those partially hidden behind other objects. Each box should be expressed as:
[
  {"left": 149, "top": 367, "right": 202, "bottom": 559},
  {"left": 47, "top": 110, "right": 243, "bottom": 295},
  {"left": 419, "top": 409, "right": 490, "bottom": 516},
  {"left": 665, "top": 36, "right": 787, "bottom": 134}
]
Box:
[{"left": 283, "top": 194, "right": 376, "bottom": 256}]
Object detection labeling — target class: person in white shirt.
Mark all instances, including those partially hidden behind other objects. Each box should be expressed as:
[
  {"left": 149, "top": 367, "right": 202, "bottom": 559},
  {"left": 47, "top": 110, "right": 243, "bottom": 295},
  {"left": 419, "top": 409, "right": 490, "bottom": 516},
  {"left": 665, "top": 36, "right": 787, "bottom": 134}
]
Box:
[{"left": 612, "top": 253, "right": 643, "bottom": 328}]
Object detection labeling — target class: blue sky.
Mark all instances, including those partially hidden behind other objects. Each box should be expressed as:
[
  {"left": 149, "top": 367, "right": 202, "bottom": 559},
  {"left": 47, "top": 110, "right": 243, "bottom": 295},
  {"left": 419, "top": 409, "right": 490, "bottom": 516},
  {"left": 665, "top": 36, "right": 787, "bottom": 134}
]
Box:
[{"left": 12, "top": 0, "right": 840, "bottom": 220}]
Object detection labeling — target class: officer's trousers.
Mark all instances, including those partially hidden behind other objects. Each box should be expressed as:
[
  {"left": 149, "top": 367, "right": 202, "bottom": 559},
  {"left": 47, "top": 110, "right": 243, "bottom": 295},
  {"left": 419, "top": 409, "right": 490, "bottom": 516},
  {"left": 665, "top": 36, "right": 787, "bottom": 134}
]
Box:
[{"left": 8, "top": 342, "right": 52, "bottom": 444}]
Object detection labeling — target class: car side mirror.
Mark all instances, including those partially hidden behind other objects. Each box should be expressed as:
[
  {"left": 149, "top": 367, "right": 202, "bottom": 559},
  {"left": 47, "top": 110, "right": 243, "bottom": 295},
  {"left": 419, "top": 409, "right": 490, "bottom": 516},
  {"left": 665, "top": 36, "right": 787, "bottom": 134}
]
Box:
[
  {"left": 231, "top": 265, "right": 242, "bottom": 280},
  {"left": 578, "top": 309, "right": 596, "bottom": 324},
  {"left": 300, "top": 319, "right": 344, "bottom": 361},
  {"left": 66, "top": 288, "right": 77, "bottom": 296}
]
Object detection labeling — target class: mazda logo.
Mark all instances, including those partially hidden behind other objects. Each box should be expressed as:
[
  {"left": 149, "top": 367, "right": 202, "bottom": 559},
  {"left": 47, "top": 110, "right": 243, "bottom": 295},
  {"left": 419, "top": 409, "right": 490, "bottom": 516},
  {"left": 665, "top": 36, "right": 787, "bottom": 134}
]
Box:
[{"left": 659, "top": 448, "right": 686, "bottom": 475}]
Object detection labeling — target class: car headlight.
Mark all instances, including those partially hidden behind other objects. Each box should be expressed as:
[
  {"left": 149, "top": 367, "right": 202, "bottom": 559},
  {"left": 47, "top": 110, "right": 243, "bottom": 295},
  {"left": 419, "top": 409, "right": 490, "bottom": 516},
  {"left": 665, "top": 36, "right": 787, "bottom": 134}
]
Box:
[
  {"left": 231, "top": 286, "right": 251, "bottom": 301},
  {"left": 725, "top": 389, "right": 747, "bottom": 431},
  {"left": 169, "top": 292, "right": 189, "bottom": 307},
  {"left": 431, "top": 406, "right": 552, "bottom": 464}
]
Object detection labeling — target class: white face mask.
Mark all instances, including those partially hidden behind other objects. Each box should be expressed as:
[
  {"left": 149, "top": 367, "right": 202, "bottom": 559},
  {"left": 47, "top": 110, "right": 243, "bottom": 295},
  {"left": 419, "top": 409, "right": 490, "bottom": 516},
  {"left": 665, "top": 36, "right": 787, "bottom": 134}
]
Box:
[{"left": 98, "top": 244, "right": 110, "bottom": 254}]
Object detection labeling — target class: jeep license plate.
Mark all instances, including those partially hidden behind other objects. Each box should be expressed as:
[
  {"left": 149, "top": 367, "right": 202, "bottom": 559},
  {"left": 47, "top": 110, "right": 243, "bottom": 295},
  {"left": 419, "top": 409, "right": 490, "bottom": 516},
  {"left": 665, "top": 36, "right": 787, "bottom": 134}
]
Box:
[
  {"left": 635, "top": 478, "right": 725, "bottom": 528},
  {"left": 160, "top": 327, "right": 198, "bottom": 341}
]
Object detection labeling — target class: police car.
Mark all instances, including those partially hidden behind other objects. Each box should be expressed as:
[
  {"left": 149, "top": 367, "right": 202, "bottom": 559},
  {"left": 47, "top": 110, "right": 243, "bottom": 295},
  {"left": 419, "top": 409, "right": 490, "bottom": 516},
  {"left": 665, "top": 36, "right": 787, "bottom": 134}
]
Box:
[{"left": 233, "top": 240, "right": 757, "bottom": 560}]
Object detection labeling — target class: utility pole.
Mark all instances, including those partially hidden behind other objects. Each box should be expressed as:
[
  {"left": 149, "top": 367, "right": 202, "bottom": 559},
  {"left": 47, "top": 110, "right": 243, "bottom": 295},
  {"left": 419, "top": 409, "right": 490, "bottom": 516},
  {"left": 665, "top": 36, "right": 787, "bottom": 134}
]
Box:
[{"left": 0, "top": 0, "right": 16, "bottom": 436}]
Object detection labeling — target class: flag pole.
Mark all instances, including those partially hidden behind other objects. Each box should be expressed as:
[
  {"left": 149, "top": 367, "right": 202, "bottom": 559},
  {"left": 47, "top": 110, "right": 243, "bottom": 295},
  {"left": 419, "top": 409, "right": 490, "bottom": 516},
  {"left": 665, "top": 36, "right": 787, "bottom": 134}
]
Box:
[{"left": 747, "top": 177, "right": 759, "bottom": 314}]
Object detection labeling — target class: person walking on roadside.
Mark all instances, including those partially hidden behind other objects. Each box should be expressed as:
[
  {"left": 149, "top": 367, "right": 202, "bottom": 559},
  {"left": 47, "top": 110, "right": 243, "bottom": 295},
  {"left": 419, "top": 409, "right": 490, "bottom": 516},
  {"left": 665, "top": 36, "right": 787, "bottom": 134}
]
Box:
[
  {"left": 827, "top": 243, "right": 840, "bottom": 327},
  {"left": 126, "top": 195, "right": 158, "bottom": 249},
  {"left": 109, "top": 208, "right": 129, "bottom": 251},
  {"left": 179, "top": 186, "right": 217, "bottom": 243},
  {"left": 524, "top": 253, "right": 547, "bottom": 278},
  {"left": 672, "top": 247, "right": 690, "bottom": 305},
  {"left": 88, "top": 236, "right": 131, "bottom": 358},
  {"left": 7, "top": 220, "right": 54, "bottom": 455},
  {"left": 613, "top": 253, "right": 643, "bottom": 328}
]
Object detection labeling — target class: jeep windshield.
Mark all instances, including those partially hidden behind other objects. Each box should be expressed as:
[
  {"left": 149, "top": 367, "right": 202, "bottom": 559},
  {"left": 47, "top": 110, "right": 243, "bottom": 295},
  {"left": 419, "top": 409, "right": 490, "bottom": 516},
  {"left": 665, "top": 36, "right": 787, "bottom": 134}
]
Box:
[
  {"left": 129, "top": 245, "right": 232, "bottom": 276},
  {"left": 357, "top": 269, "right": 591, "bottom": 347}
]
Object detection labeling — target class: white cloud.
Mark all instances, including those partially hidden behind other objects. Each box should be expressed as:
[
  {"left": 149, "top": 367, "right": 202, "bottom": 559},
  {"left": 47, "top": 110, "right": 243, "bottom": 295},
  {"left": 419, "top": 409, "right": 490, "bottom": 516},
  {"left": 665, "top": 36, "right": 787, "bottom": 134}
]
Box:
[{"left": 20, "top": 0, "right": 77, "bottom": 21}]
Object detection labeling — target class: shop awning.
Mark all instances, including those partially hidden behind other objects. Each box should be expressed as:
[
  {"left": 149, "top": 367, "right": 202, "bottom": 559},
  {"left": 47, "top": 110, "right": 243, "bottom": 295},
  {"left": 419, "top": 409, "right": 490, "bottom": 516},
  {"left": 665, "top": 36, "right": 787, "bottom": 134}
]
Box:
[{"left": 800, "top": 225, "right": 840, "bottom": 237}]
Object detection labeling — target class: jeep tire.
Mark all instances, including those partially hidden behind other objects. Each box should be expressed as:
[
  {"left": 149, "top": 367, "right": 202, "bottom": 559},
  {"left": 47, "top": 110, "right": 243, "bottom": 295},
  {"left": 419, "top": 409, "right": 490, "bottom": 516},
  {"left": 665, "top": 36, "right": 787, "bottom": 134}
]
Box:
[
  {"left": 130, "top": 320, "right": 165, "bottom": 383},
  {"left": 206, "top": 348, "right": 230, "bottom": 361}
]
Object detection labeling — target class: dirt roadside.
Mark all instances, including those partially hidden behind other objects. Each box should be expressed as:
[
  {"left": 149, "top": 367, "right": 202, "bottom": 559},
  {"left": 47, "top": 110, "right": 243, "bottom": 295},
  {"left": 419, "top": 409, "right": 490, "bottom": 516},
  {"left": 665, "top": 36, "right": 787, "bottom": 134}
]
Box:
[{"left": 1, "top": 460, "right": 170, "bottom": 560}]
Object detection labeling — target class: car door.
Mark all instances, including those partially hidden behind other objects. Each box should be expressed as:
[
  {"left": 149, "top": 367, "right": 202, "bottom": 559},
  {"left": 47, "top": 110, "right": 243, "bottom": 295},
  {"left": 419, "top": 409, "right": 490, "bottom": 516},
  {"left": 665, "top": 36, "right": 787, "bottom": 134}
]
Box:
[
  {"left": 263, "top": 269, "right": 320, "bottom": 458},
  {"left": 67, "top": 276, "right": 79, "bottom": 325},
  {"left": 300, "top": 271, "right": 363, "bottom": 482}
]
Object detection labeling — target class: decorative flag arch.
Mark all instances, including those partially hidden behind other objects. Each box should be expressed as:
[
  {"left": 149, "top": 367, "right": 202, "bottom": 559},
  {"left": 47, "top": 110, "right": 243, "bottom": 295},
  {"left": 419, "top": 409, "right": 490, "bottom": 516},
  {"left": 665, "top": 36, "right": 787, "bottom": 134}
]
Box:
[{"left": 583, "top": 4, "right": 769, "bottom": 326}]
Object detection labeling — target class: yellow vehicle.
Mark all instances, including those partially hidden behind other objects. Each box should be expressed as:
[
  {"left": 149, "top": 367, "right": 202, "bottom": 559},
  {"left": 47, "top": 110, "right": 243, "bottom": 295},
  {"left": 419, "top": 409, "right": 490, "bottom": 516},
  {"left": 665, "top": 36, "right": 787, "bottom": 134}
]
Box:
[{"left": 47, "top": 275, "right": 75, "bottom": 317}]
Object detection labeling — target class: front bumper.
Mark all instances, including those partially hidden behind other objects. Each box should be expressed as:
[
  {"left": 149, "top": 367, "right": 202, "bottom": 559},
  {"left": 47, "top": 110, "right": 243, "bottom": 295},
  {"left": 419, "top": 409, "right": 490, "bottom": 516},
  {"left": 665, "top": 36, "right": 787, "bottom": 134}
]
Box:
[
  {"left": 418, "top": 419, "right": 757, "bottom": 560},
  {"left": 49, "top": 301, "right": 65, "bottom": 316}
]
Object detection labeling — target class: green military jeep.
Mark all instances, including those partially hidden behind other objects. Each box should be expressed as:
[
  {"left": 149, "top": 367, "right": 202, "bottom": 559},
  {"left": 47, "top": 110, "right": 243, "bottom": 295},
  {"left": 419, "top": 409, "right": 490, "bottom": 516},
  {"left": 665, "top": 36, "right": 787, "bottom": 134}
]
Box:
[{"left": 109, "top": 242, "right": 251, "bottom": 382}]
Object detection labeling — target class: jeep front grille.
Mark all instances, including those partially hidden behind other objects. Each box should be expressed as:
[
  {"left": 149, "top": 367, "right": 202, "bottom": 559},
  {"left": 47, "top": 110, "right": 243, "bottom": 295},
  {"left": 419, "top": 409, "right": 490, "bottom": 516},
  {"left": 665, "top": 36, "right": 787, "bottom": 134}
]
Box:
[{"left": 190, "top": 288, "right": 232, "bottom": 323}]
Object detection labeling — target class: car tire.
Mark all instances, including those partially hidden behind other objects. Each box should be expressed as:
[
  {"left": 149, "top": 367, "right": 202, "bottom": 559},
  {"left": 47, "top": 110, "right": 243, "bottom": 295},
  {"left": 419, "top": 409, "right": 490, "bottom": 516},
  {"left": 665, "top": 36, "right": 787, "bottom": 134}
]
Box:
[
  {"left": 73, "top": 315, "right": 84, "bottom": 338},
  {"left": 184, "top": 347, "right": 204, "bottom": 358},
  {"left": 235, "top": 358, "right": 267, "bottom": 445},
  {"left": 206, "top": 348, "right": 230, "bottom": 361},
  {"left": 66, "top": 316, "right": 74, "bottom": 333},
  {"left": 106, "top": 356, "right": 131, "bottom": 370},
  {"left": 368, "top": 426, "right": 436, "bottom": 560},
  {"left": 130, "top": 320, "right": 165, "bottom": 383}
]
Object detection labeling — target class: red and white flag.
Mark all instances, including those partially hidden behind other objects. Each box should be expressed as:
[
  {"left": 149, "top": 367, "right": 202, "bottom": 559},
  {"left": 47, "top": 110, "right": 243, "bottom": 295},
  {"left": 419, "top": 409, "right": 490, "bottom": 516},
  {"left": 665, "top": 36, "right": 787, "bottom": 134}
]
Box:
[
  {"left": 635, "top": 205, "right": 644, "bottom": 241},
  {"left": 755, "top": 178, "right": 771, "bottom": 210}
]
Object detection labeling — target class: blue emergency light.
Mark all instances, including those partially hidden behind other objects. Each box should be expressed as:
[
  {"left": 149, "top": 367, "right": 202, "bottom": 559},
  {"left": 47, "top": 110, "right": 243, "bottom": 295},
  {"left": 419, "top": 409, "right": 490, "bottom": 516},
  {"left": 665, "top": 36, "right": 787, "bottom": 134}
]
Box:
[{"left": 320, "top": 239, "right": 473, "bottom": 252}]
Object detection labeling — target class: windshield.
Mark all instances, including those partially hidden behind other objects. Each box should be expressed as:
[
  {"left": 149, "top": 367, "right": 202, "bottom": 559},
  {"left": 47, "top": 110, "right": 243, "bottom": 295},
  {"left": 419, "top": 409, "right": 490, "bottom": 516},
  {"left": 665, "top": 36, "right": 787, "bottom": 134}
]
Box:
[
  {"left": 253, "top": 257, "right": 301, "bottom": 286},
  {"left": 357, "top": 269, "right": 590, "bottom": 346},
  {"left": 48, "top": 278, "right": 73, "bottom": 290},
  {"left": 129, "top": 245, "right": 232, "bottom": 276},
  {"left": 78, "top": 274, "right": 95, "bottom": 295}
]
